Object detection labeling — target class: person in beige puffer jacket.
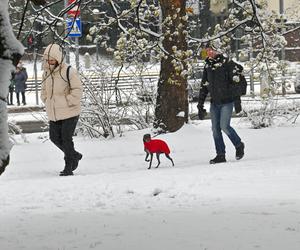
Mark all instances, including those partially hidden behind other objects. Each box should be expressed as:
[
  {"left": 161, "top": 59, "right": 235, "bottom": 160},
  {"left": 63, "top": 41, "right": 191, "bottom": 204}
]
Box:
[{"left": 41, "top": 43, "right": 83, "bottom": 176}]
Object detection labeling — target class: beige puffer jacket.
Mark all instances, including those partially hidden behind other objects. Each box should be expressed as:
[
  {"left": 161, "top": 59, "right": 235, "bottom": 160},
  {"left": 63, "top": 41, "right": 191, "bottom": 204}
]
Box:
[{"left": 41, "top": 44, "right": 82, "bottom": 121}]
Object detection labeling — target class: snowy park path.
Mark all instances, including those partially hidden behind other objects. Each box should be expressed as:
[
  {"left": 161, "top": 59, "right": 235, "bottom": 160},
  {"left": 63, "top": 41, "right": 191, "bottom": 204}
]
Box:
[{"left": 1, "top": 120, "right": 300, "bottom": 250}]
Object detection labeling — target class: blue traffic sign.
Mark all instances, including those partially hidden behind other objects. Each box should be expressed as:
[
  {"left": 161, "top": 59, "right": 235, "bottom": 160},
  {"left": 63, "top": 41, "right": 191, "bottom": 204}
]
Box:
[{"left": 67, "top": 18, "right": 82, "bottom": 37}]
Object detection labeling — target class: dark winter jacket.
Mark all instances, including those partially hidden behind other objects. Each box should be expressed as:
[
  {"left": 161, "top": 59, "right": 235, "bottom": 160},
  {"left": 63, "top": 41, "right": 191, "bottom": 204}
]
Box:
[
  {"left": 9, "top": 78, "right": 15, "bottom": 92},
  {"left": 14, "top": 69, "right": 28, "bottom": 93},
  {"left": 198, "top": 54, "right": 242, "bottom": 107},
  {"left": 144, "top": 139, "right": 171, "bottom": 154}
]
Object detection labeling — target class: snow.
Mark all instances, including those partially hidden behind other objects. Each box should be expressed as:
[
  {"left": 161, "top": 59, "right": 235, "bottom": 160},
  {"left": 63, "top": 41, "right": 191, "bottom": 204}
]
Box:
[
  {"left": 0, "top": 0, "right": 24, "bottom": 165},
  {"left": 0, "top": 0, "right": 24, "bottom": 59},
  {"left": 0, "top": 59, "right": 14, "bottom": 161},
  {"left": 1, "top": 119, "right": 300, "bottom": 249},
  {"left": 176, "top": 111, "right": 185, "bottom": 117}
]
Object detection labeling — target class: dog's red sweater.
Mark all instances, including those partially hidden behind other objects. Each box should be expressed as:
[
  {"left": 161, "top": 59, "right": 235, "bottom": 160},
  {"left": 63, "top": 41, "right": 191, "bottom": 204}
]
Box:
[{"left": 144, "top": 139, "right": 170, "bottom": 154}]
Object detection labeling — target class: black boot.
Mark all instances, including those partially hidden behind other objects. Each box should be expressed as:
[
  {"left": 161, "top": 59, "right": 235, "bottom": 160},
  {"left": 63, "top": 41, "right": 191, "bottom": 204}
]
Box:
[
  {"left": 59, "top": 171, "right": 73, "bottom": 176},
  {"left": 236, "top": 142, "right": 245, "bottom": 160},
  {"left": 59, "top": 158, "right": 74, "bottom": 176},
  {"left": 209, "top": 155, "right": 226, "bottom": 164},
  {"left": 72, "top": 152, "right": 83, "bottom": 171}
]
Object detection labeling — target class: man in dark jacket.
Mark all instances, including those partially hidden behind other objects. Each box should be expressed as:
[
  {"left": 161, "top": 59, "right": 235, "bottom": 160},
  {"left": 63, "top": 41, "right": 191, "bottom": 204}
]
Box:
[{"left": 197, "top": 45, "right": 245, "bottom": 164}]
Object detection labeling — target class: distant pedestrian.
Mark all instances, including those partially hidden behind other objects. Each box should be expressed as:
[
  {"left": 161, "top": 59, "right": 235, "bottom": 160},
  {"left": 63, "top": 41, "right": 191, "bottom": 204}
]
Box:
[
  {"left": 14, "top": 64, "right": 28, "bottom": 106},
  {"left": 197, "top": 43, "right": 245, "bottom": 164},
  {"left": 7, "top": 73, "right": 15, "bottom": 105},
  {"left": 41, "top": 43, "right": 83, "bottom": 176}
]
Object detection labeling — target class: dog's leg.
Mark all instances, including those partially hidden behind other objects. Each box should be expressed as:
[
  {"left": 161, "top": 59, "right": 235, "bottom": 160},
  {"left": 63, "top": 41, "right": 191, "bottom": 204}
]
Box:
[
  {"left": 145, "top": 151, "right": 150, "bottom": 162},
  {"left": 148, "top": 153, "right": 153, "bottom": 169},
  {"left": 165, "top": 154, "right": 174, "bottom": 166},
  {"left": 155, "top": 153, "right": 161, "bottom": 168}
]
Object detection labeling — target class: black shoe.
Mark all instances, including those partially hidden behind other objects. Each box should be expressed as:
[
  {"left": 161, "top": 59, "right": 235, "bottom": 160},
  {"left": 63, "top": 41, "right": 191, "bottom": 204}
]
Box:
[
  {"left": 59, "top": 171, "right": 73, "bottom": 176},
  {"left": 209, "top": 155, "right": 226, "bottom": 164},
  {"left": 60, "top": 168, "right": 68, "bottom": 174},
  {"left": 236, "top": 142, "right": 245, "bottom": 160},
  {"left": 72, "top": 153, "right": 83, "bottom": 171}
]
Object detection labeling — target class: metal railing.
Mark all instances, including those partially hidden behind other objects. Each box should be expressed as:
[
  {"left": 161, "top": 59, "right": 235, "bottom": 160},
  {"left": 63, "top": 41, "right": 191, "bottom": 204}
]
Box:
[
  {"left": 24, "top": 71, "right": 298, "bottom": 100},
  {"left": 25, "top": 73, "right": 159, "bottom": 92}
]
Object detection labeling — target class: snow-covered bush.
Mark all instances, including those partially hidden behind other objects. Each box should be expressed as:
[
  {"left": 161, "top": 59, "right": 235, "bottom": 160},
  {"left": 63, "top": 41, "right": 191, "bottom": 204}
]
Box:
[
  {"left": 244, "top": 98, "right": 300, "bottom": 129},
  {"left": 77, "top": 61, "right": 157, "bottom": 138}
]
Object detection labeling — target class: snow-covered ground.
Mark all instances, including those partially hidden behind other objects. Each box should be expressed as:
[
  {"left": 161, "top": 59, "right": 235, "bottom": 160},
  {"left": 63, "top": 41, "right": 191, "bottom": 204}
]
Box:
[{"left": 1, "top": 119, "right": 300, "bottom": 250}]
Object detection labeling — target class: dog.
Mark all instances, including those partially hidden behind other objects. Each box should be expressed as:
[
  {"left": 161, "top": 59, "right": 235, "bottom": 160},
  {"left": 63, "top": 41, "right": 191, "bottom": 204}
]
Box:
[{"left": 143, "top": 134, "right": 174, "bottom": 169}]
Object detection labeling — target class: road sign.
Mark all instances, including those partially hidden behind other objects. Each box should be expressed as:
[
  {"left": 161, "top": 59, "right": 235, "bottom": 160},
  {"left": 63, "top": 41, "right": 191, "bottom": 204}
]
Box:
[
  {"left": 67, "top": 0, "right": 80, "bottom": 17},
  {"left": 67, "top": 18, "right": 82, "bottom": 37}
]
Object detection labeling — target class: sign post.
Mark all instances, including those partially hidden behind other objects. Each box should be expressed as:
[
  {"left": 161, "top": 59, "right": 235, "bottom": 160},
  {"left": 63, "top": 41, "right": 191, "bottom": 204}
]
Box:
[
  {"left": 66, "top": 0, "right": 81, "bottom": 70},
  {"left": 64, "top": 0, "right": 70, "bottom": 64}
]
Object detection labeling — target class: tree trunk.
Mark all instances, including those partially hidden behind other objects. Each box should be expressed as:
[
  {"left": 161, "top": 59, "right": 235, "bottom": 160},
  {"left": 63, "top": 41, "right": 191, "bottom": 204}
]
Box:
[
  {"left": 0, "top": 0, "right": 23, "bottom": 175},
  {"left": 154, "top": 0, "right": 188, "bottom": 133}
]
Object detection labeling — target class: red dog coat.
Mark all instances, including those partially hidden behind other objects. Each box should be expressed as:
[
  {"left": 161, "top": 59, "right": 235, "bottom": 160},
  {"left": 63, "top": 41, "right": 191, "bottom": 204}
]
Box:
[{"left": 144, "top": 139, "right": 170, "bottom": 154}]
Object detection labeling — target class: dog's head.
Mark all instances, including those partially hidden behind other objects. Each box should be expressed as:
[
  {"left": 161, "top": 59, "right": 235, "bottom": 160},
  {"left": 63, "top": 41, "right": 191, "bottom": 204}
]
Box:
[{"left": 143, "top": 134, "right": 151, "bottom": 143}]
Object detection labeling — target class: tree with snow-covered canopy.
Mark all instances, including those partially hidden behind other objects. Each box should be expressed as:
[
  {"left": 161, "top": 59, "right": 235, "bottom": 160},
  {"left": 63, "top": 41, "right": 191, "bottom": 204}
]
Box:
[
  {"left": 87, "top": 0, "right": 298, "bottom": 131},
  {"left": 0, "top": 0, "right": 23, "bottom": 175},
  {"left": 0, "top": 0, "right": 46, "bottom": 176}
]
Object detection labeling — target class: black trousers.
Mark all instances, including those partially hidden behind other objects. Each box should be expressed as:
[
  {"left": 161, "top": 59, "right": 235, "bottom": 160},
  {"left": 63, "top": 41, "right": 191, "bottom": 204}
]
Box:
[
  {"left": 16, "top": 92, "right": 26, "bottom": 105},
  {"left": 7, "top": 91, "right": 14, "bottom": 105},
  {"left": 49, "top": 116, "right": 80, "bottom": 172}
]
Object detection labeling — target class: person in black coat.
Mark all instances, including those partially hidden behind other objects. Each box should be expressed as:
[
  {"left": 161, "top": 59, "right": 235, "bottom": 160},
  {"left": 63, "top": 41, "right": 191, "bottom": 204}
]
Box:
[
  {"left": 197, "top": 44, "right": 245, "bottom": 164},
  {"left": 14, "top": 65, "right": 28, "bottom": 106},
  {"left": 7, "top": 73, "right": 15, "bottom": 105}
]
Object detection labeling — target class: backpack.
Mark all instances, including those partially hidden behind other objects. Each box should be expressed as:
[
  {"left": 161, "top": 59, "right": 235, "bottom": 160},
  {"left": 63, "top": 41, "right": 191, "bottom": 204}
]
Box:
[
  {"left": 66, "top": 65, "right": 71, "bottom": 87},
  {"left": 228, "top": 60, "right": 247, "bottom": 97}
]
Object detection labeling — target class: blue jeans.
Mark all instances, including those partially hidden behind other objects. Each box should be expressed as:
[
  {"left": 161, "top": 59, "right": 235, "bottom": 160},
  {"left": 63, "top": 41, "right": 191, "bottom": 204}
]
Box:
[{"left": 210, "top": 102, "right": 241, "bottom": 155}]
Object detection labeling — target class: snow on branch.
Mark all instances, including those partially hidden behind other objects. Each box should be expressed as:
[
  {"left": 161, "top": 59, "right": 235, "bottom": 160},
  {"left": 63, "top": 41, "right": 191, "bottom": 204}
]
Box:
[{"left": 0, "top": 0, "right": 24, "bottom": 174}]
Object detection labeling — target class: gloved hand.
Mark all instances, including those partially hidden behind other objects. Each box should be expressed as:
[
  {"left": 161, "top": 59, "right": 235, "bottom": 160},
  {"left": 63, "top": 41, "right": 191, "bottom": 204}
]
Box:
[
  {"left": 234, "top": 101, "right": 242, "bottom": 114},
  {"left": 198, "top": 108, "right": 207, "bottom": 120}
]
